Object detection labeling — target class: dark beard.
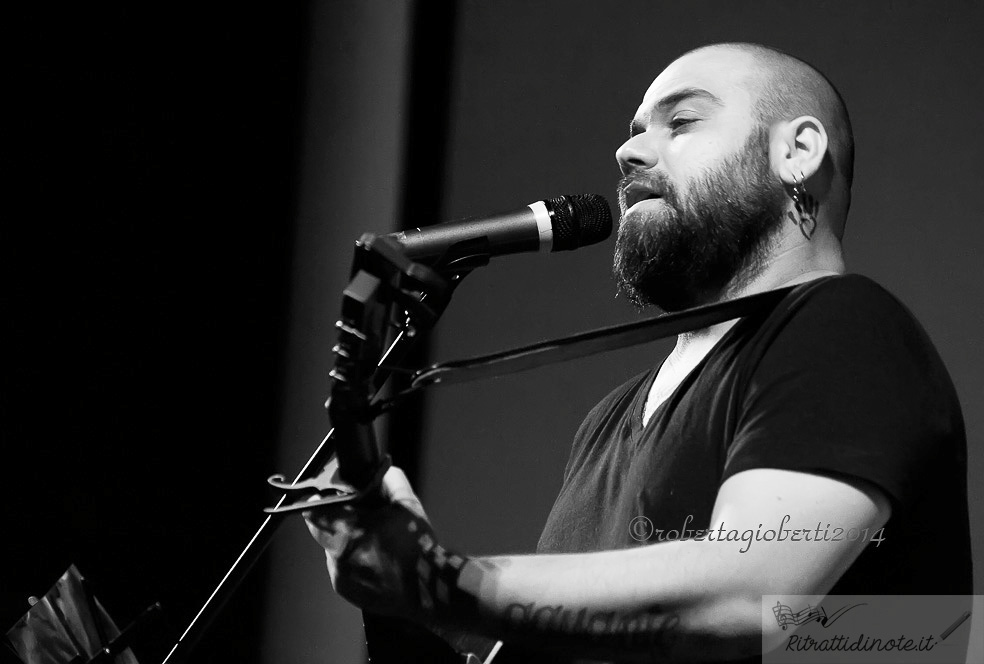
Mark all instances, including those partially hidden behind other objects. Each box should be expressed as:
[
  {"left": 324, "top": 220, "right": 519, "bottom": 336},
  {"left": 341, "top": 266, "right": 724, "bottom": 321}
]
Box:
[{"left": 613, "top": 126, "right": 787, "bottom": 312}]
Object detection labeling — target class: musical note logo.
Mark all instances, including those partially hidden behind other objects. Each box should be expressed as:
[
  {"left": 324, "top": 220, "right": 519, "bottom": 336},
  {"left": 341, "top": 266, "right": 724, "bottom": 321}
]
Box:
[{"left": 772, "top": 601, "right": 865, "bottom": 630}]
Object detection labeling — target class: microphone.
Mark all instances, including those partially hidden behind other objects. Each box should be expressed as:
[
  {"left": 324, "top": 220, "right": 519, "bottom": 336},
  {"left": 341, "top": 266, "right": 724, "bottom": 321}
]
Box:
[{"left": 386, "top": 194, "right": 612, "bottom": 264}]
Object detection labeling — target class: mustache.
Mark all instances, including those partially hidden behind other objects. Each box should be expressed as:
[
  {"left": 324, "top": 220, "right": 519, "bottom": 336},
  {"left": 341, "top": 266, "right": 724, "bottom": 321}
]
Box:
[{"left": 617, "top": 170, "right": 674, "bottom": 210}]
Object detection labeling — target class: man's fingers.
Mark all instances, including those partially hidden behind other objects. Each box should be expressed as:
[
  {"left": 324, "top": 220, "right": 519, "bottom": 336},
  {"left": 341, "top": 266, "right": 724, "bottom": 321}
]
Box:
[
  {"left": 324, "top": 550, "right": 338, "bottom": 587},
  {"left": 305, "top": 508, "right": 365, "bottom": 582},
  {"left": 309, "top": 460, "right": 425, "bottom": 520},
  {"left": 381, "top": 466, "right": 429, "bottom": 522},
  {"left": 304, "top": 463, "right": 431, "bottom": 595},
  {"left": 303, "top": 500, "right": 362, "bottom": 571},
  {"left": 309, "top": 457, "right": 355, "bottom": 494},
  {"left": 301, "top": 496, "right": 357, "bottom": 535}
]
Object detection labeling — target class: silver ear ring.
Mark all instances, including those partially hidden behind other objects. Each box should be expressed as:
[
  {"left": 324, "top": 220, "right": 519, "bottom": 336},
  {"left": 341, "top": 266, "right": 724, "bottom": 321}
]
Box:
[
  {"left": 788, "top": 171, "right": 816, "bottom": 240},
  {"left": 792, "top": 171, "right": 808, "bottom": 209}
]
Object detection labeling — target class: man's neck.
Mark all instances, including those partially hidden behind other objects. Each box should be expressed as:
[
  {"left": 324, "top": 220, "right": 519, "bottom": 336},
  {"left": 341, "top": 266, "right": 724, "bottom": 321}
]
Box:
[{"left": 673, "top": 232, "right": 846, "bottom": 356}]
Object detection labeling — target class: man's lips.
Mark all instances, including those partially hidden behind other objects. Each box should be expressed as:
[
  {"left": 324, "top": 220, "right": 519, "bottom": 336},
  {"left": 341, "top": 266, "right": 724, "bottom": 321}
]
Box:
[{"left": 622, "top": 181, "right": 663, "bottom": 210}]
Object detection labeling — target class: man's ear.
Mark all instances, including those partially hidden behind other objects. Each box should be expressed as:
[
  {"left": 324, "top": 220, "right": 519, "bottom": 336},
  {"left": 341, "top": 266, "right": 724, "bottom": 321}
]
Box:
[{"left": 772, "top": 115, "right": 829, "bottom": 185}]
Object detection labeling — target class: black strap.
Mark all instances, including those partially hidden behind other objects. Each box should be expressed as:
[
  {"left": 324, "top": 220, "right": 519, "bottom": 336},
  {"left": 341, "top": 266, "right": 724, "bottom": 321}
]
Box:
[{"left": 410, "top": 286, "right": 797, "bottom": 389}]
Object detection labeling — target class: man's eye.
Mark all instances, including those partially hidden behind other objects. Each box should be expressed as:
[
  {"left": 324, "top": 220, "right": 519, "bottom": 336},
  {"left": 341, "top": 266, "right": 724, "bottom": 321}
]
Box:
[{"left": 669, "top": 117, "right": 698, "bottom": 132}]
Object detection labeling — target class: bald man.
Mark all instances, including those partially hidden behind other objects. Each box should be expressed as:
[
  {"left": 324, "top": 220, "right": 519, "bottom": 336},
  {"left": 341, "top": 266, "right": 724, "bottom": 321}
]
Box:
[{"left": 305, "top": 43, "right": 971, "bottom": 663}]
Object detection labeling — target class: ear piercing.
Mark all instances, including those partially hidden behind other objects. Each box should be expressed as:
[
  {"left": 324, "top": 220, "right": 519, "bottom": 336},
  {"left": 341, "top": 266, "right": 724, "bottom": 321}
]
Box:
[{"left": 789, "top": 170, "right": 817, "bottom": 240}]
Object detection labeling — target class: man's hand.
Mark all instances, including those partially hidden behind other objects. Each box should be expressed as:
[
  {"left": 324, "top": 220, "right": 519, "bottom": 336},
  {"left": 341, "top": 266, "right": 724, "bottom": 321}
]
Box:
[{"left": 303, "top": 460, "right": 453, "bottom": 620}]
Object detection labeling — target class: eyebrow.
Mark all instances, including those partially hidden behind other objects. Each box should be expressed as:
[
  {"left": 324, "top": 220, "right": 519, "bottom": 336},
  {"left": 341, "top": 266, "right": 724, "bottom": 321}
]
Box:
[{"left": 629, "top": 87, "right": 724, "bottom": 136}]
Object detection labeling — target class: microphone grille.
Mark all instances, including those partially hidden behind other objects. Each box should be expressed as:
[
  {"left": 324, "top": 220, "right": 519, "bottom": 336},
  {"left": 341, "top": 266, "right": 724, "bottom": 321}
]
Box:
[{"left": 547, "top": 194, "right": 613, "bottom": 251}]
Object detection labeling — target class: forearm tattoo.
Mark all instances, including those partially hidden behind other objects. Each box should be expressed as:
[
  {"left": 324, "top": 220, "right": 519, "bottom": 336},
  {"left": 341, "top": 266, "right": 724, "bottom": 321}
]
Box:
[
  {"left": 415, "top": 530, "right": 478, "bottom": 619},
  {"left": 501, "top": 601, "right": 680, "bottom": 655}
]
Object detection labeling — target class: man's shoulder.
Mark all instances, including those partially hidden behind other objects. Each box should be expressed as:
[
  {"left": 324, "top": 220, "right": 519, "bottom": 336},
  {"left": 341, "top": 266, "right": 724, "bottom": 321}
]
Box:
[
  {"left": 786, "top": 273, "right": 910, "bottom": 313},
  {"left": 765, "top": 273, "right": 931, "bottom": 342}
]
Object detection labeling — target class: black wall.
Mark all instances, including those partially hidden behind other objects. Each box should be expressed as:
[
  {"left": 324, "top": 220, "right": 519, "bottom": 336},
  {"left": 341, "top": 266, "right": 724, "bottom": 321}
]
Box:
[{"left": 5, "top": 6, "right": 308, "bottom": 662}]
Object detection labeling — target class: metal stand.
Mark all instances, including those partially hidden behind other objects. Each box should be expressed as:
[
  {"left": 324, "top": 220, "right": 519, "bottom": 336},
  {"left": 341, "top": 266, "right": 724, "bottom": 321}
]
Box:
[{"left": 161, "top": 235, "right": 480, "bottom": 664}]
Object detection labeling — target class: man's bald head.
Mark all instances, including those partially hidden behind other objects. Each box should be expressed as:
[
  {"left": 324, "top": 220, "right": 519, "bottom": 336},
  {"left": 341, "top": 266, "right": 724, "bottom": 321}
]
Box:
[
  {"left": 687, "top": 42, "right": 855, "bottom": 227},
  {"left": 615, "top": 43, "right": 855, "bottom": 307}
]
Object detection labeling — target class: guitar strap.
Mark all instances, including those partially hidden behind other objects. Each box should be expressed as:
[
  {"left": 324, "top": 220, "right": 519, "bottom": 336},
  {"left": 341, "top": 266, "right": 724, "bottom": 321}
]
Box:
[{"left": 411, "top": 284, "right": 799, "bottom": 389}]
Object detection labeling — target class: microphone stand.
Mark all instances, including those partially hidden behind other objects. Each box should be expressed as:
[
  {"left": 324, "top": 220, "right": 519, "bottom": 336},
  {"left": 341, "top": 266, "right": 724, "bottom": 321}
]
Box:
[{"left": 161, "top": 236, "right": 484, "bottom": 664}]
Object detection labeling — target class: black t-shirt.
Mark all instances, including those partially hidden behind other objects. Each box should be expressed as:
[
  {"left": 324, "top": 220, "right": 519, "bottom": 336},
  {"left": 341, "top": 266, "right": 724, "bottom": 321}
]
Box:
[{"left": 538, "top": 275, "right": 972, "bottom": 599}]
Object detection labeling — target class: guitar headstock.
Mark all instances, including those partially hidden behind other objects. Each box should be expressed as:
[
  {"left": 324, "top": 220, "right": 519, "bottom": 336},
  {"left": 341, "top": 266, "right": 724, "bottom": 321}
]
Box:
[
  {"left": 267, "top": 232, "right": 488, "bottom": 663},
  {"left": 327, "top": 233, "right": 453, "bottom": 491},
  {"left": 329, "top": 269, "right": 387, "bottom": 395}
]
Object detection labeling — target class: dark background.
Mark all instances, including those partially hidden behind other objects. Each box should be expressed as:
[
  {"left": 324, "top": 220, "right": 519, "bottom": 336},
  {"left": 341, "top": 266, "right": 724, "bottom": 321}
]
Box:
[
  {"left": 4, "top": 5, "right": 307, "bottom": 662},
  {"left": 4, "top": 3, "right": 982, "bottom": 663}
]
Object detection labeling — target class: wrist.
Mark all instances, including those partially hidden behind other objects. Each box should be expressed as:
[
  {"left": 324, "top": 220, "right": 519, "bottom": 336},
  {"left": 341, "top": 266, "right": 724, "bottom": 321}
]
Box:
[{"left": 415, "top": 534, "right": 479, "bottom": 624}]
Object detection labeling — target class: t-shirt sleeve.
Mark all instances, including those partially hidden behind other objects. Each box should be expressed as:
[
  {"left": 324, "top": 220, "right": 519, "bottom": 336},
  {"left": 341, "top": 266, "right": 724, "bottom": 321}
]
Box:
[{"left": 721, "top": 276, "right": 961, "bottom": 512}]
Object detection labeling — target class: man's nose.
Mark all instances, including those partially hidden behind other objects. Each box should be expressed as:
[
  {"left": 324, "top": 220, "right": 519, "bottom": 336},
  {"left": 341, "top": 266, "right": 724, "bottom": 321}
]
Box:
[{"left": 616, "top": 133, "right": 658, "bottom": 175}]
